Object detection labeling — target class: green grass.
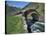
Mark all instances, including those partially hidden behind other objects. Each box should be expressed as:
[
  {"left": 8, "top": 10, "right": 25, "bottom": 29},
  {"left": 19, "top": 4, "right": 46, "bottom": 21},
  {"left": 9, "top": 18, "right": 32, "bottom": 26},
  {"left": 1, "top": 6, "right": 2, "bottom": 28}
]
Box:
[{"left": 6, "top": 16, "right": 25, "bottom": 34}]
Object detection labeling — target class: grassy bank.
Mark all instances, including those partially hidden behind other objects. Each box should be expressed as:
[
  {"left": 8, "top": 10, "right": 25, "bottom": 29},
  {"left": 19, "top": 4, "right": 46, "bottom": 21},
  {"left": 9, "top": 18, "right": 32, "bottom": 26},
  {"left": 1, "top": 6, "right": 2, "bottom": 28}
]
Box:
[{"left": 6, "top": 16, "right": 25, "bottom": 34}]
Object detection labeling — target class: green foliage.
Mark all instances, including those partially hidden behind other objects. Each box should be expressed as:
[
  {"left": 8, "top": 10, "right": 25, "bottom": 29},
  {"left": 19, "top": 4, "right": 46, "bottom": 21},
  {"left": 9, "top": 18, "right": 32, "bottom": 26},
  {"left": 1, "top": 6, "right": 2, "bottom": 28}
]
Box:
[{"left": 6, "top": 16, "right": 25, "bottom": 34}]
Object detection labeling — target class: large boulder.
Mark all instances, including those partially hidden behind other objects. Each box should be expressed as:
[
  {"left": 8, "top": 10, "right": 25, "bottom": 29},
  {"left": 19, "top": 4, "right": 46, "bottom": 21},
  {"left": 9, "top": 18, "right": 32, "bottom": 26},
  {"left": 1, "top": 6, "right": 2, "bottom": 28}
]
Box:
[{"left": 31, "top": 22, "right": 45, "bottom": 33}]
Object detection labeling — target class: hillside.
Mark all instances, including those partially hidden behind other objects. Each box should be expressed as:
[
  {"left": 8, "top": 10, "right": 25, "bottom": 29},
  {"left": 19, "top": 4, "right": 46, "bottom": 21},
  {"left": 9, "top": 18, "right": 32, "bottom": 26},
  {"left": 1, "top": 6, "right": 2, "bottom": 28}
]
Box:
[{"left": 6, "top": 4, "right": 21, "bottom": 16}]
